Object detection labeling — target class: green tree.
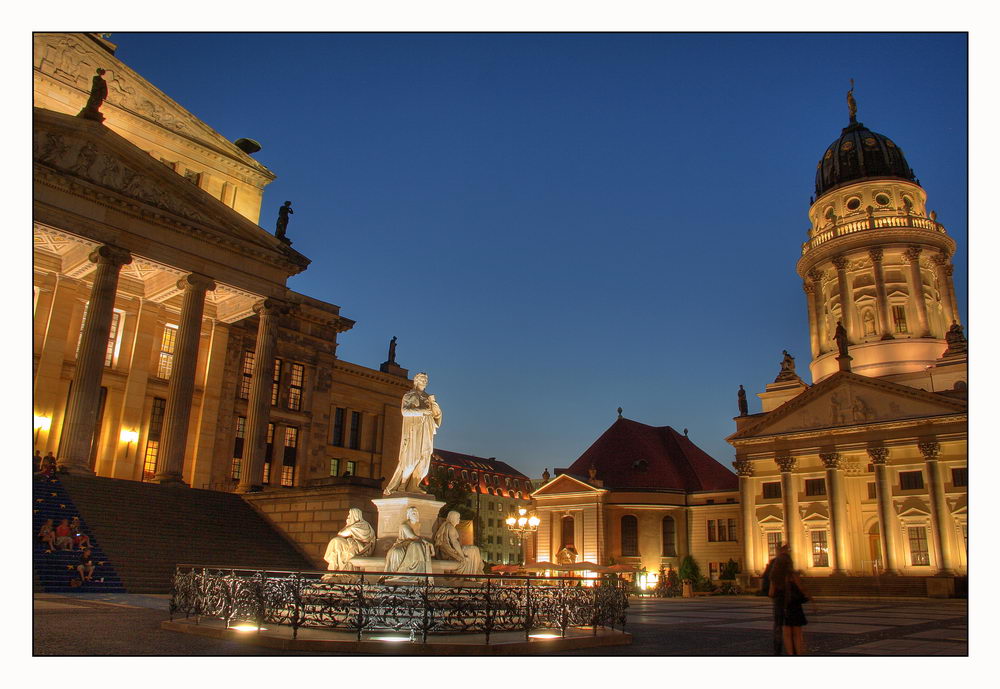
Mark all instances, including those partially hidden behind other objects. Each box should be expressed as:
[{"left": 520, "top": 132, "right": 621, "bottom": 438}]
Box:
[
  {"left": 720, "top": 558, "right": 741, "bottom": 580},
  {"left": 425, "top": 467, "right": 477, "bottom": 522},
  {"left": 678, "top": 554, "right": 701, "bottom": 583}
]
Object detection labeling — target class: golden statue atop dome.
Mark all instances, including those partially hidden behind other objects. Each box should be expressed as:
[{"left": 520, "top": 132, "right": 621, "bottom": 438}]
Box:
[{"left": 847, "top": 78, "right": 858, "bottom": 123}]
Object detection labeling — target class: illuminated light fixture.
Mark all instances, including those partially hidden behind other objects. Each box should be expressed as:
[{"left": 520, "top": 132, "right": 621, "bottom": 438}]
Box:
[
  {"left": 529, "top": 632, "right": 560, "bottom": 639},
  {"left": 120, "top": 428, "right": 139, "bottom": 460},
  {"left": 230, "top": 624, "right": 267, "bottom": 632},
  {"left": 504, "top": 506, "right": 540, "bottom": 565},
  {"left": 33, "top": 414, "right": 52, "bottom": 445},
  {"left": 370, "top": 635, "right": 410, "bottom": 642}
]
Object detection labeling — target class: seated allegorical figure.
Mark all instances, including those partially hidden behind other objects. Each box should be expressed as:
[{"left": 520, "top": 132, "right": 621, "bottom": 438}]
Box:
[
  {"left": 322, "top": 508, "right": 375, "bottom": 579},
  {"left": 556, "top": 545, "right": 578, "bottom": 565},
  {"left": 384, "top": 507, "right": 435, "bottom": 576},
  {"left": 432, "top": 510, "right": 484, "bottom": 576}
]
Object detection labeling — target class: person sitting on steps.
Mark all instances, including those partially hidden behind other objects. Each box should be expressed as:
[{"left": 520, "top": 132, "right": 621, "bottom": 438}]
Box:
[
  {"left": 69, "top": 517, "right": 91, "bottom": 550},
  {"left": 77, "top": 548, "right": 95, "bottom": 584},
  {"left": 38, "top": 518, "right": 57, "bottom": 552}
]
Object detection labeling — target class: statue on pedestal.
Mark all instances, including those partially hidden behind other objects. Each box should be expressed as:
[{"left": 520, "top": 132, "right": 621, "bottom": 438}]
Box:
[
  {"left": 275, "top": 201, "right": 293, "bottom": 242},
  {"left": 433, "top": 510, "right": 485, "bottom": 575},
  {"left": 78, "top": 68, "right": 108, "bottom": 122},
  {"left": 383, "top": 372, "right": 442, "bottom": 495},
  {"left": 834, "top": 321, "right": 850, "bottom": 358},
  {"left": 387, "top": 336, "right": 398, "bottom": 364},
  {"left": 321, "top": 508, "right": 375, "bottom": 579},
  {"left": 737, "top": 385, "right": 748, "bottom": 416},
  {"left": 556, "top": 545, "right": 578, "bottom": 565},
  {"left": 384, "top": 507, "right": 435, "bottom": 575}
]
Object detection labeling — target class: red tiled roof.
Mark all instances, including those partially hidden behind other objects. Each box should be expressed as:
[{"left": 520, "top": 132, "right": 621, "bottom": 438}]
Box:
[
  {"left": 564, "top": 418, "right": 737, "bottom": 492},
  {"left": 432, "top": 449, "right": 531, "bottom": 499}
]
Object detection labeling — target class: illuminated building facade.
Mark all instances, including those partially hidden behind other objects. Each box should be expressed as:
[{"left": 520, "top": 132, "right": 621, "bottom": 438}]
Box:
[
  {"left": 431, "top": 449, "right": 533, "bottom": 564},
  {"left": 33, "top": 33, "right": 410, "bottom": 497},
  {"left": 531, "top": 417, "right": 742, "bottom": 582},
  {"left": 727, "top": 98, "right": 967, "bottom": 587}
]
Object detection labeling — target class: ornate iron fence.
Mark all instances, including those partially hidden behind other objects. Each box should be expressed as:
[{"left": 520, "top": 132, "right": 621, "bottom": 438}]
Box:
[{"left": 169, "top": 565, "right": 629, "bottom": 643}]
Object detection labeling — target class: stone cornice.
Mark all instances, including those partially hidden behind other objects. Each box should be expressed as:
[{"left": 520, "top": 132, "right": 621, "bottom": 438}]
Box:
[
  {"left": 796, "top": 228, "right": 956, "bottom": 278},
  {"left": 333, "top": 360, "right": 412, "bottom": 388}
]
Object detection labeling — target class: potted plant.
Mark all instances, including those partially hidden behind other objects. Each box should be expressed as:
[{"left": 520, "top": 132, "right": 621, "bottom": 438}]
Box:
[{"left": 678, "top": 555, "right": 700, "bottom": 598}]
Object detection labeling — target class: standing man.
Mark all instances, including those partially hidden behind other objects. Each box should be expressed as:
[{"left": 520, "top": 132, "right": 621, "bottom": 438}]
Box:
[{"left": 761, "top": 544, "right": 790, "bottom": 655}]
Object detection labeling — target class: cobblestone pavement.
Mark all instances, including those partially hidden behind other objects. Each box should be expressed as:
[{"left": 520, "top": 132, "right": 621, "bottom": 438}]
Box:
[{"left": 32, "top": 593, "right": 968, "bottom": 656}]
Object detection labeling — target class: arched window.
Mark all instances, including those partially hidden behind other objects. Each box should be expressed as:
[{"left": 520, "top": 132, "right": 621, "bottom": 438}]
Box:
[
  {"left": 461, "top": 470, "right": 469, "bottom": 481},
  {"left": 561, "top": 515, "right": 575, "bottom": 548},
  {"left": 621, "top": 515, "right": 639, "bottom": 557},
  {"left": 447, "top": 467, "right": 455, "bottom": 479},
  {"left": 662, "top": 516, "right": 676, "bottom": 556}
]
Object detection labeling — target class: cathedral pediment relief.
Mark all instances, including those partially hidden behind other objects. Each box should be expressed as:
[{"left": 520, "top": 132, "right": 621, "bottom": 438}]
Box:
[
  {"left": 950, "top": 495, "right": 967, "bottom": 515},
  {"left": 756, "top": 506, "right": 784, "bottom": 523},
  {"left": 34, "top": 33, "right": 271, "bottom": 177},
  {"left": 896, "top": 497, "right": 930, "bottom": 518},
  {"left": 533, "top": 473, "right": 602, "bottom": 496},
  {"left": 729, "top": 372, "right": 966, "bottom": 439},
  {"left": 34, "top": 109, "right": 306, "bottom": 273},
  {"left": 800, "top": 503, "right": 830, "bottom": 522}
]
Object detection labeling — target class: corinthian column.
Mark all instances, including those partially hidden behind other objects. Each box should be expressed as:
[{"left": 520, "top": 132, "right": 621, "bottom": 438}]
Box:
[
  {"left": 58, "top": 245, "right": 132, "bottom": 474},
  {"left": 237, "top": 299, "right": 285, "bottom": 493},
  {"left": 869, "top": 248, "right": 894, "bottom": 340},
  {"left": 776, "top": 454, "right": 803, "bottom": 569},
  {"left": 154, "top": 274, "right": 216, "bottom": 485},
  {"left": 832, "top": 256, "right": 856, "bottom": 342},
  {"left": 803, "top": 281, "right": 820, "bottom": 359},
  {"left": 944, "top": 264, "right": 960, "bottom": 326},
  {"left": 820, "top": 452, "right": 849, "bottom": 574},
  {"left": 904, "top": 247, "right": 931, "bottom": 337},
  {"left": 868, "top": 447, "right": 900, "bottom": 574},
  {"left": 807, "top": 269, "right": 827, "bottom": 355},
  {"left": 931, "top": 253, "right": 957, "bottom": 328},
  {"left": 734, "top": 459, "right": 757, "bottom": 574},
  {"left": 919, "top": 441, "right": 956, "bottom": 575}
]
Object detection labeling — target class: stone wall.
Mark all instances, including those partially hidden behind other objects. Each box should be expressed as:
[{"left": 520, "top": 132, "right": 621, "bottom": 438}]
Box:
[{"left": 241, "top": 478, "right": 383, "bottom": 568}]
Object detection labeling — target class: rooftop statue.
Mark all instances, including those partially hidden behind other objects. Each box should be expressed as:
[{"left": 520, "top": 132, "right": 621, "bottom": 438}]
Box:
[
  {"left": 383, "top": 372, "right": 442, "bottom": 495},
  {"left": 275, "top": 201, "right": 293, "bottom": 242},
  {"left": 387, "top": 336, "right": 398, "bottom": 364},
  {"left": 834, "top": 321, "right": 850, "bottom": 358},
  {"left": 774, "top": 350, "right": 800, "bottom": 383},
  {"left": 432, "top": 510, "right": 484, "bottom": 575},
  {"left": 737, "top": 385, "right": 748, "bottom": 416},
  {"left": 78, "top": 68, "right": 108, "bottom": 122},
  {"left": 847, "top": 78, "right": 858, "bottom": 123}
]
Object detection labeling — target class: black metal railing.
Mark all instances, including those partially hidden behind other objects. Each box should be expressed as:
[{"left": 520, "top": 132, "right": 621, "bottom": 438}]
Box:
[{"left": 169, "top": 564, "right": 629, "bottom": 643}]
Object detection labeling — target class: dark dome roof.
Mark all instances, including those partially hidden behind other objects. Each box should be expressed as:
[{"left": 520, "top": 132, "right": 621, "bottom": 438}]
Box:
[{"left": 815, "top": 121, "right": 917, "bottom": 197}]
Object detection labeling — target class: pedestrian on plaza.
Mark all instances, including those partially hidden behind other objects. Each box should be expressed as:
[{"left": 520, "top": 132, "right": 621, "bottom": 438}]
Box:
[
  {"left": 769, "top": 548, "right": 810, "bottom": 655},
  {"left": 38, "top": 518, "right": 57, "bottom": 552},
  {"left": 760, "top": 546, "right": 787, "bottom": 655},
  {"left": 77, "top": 548, "right": 95, "bottom": 583},
  {"left": 54, "top": 518, "right": 73, "bottom": 551}
]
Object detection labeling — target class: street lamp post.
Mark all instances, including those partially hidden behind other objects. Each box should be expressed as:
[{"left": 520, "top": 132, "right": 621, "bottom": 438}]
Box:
[{"left": 504, "top": 507, "right": 540, "bottom": 564}]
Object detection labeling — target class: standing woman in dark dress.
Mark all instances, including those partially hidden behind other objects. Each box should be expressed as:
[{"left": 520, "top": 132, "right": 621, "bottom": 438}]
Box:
[{"left": 769, "top": 554, "right": 809, "bottom": 654}]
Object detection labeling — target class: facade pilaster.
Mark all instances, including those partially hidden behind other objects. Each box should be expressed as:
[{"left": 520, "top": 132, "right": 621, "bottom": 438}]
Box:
[
  {"left": 111, "top": 299, "right": 159, "bottom": 479},
  {"left": 58, "top": 245, "right": 131, "bottom": 473},
  {"left": 807, "top": 269, "right": 826, "bottom": 355},
  {"left": 776, "top": 454, "right": 803, "bottom": 569},
  {"left": 931, "top": 253, "right": 957, "bottom": 327},
  {"left": 832, "top": 255, "right": 856, "bottom": 342},
  {"left": 734, "top": 459, "right": 757, "bottom": 574},
  {"left": 803, "top": 281, "right": 820, "bottom": 358},
  {"left": 869, "top": 247, "right": 894, "bottom": 339},
  {"left": 919, "top": 441, "right": 956, "bottom": 575},
  {"left": 155, "top": 274, "right": 216, "bottom": 485},
  {"left": 904, "top": 246, "right": 932, "bottom": 337},
  {"left": 820, "top": 452, "right": 849, "bottom": 574},
  {"left": 237, "top": 299, "right": 285, "bottom": 493},
  {"left": 944, "top": 264, "right": 960, "bottom": 326},
  {"left": 33, "top": 275, "right": 81, "bottom": 453},
  {"left": 868, "top": 447, "right": 901, "bottom": 574}
]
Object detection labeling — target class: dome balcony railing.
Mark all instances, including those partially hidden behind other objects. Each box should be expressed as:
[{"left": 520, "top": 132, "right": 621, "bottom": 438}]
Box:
[{"left": 802, "top": 213, "right": 945, "bottom": 255}]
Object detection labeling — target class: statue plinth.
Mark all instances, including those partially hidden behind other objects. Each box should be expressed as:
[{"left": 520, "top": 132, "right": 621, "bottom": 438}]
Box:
[
  {"left": 371, "top": 494, "right": 445, "bottom": 543},
  {"left": 836, "top": 354, "right": 853, "bottom": 372},
  {"left": 378, "top": 361, "right": 409, "bottom": 377}
]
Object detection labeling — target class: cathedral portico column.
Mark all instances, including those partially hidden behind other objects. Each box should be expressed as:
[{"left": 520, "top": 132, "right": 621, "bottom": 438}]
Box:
[
  {"left": 734, "top": 459, "right": 757, "bottom": 574},
  {"left": 803, "top": 281, "right": 820, "bottom": 358},
  {"left": 807, "top": 269, "right": 827, "bottom": 355},
  {"left": 831, "top": 256, "right": 856, "bottom": 342},
  {"left": 776, "top": 454, "right": 803, "bottom": 569},
  {"left": 237, "top": 299, "right": 285, "bottom": 493},
  {"left": 944, "top": 264, "right": 960, "bottom": 326},
  {"left": 919, "top": 441, "right": 956, "bottom": 575},
  {"left": 154, "top": 274, "right": 216, "bottom": 485},
  {"left": 904, "top": 247, "right": 932, "bottom": 337},
  {"left": 931, "top": 253, "right": 957, "bottom": 327},
  {"left": 869, "top": 248, "right": 894, "bottom": 340},
  {"left": 868, "top": 447, "right": 901, "bottom": 574},
  {"left": 58, "top": 245, "right": 131, "bottom": 474},
  {"left": 820, "top": 452, "right": 849, "bottom": 574}
]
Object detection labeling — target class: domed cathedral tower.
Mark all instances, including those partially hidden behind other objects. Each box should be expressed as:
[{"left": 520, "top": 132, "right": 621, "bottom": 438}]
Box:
[{"left": 798, "top": 84, "right": 961, "bottom": 384}]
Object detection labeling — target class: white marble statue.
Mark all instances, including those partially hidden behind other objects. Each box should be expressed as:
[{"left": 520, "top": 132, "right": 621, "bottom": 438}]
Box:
[
  {"left": 321, "top": 508, "right": 375, "bottom": 579},
  {"left": 383, "top": 372, "right": 442, "bottom": 495},
  {"left": 556, "top": 545, "right": 578, "bottom": 565},
  {"left": 432, "top": 510, "right": 485, "bottom": 575},
  {"left": 384, "top": 507, "right": 435, "bottom": 576}
]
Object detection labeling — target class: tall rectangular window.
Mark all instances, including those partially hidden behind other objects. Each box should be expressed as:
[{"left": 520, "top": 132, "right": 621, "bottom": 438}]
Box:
[
  {"left": 728, "top": 518, "right": 738, "bottom": 542},
  {"left": 767, "top": 532, "right": 782, "bottom": 559},
  {"left": 329, "top": 458, "right": 340, "bottom": 477},
  {"left": 76, "top": 304, "right": 123, "bottom": 366},
  {"left": 805, "top": 478, "right": 826, "bottom": 496},
  {"left": 762, "top": 482, "right": 782, "bottom": 499},
  {"left": 908, "top": 526, "right": 930, "bottom": 566},
  {"left": 141, "top": 398, "right": 167, "bottom": 481},
  {"left": 238, "top": 351, "right": 254, "bottom": 400},
  {"left": 270, "top": 358, "right": 282, "bottom": 406},
  {"left": 288, "top": 363, "right": 304, "bottom": 411},
  {"left": 157, "top": 324, "right": 178, "bottom": 379},
  {"left": 262, "top": 423, "right": 275, "bottom": 484},
  {"left": 708, "top": 562, "right": 719, "bottom": 580},
  {"left": 281, "top": 426, "right": 298, "bottom": 487},
  {"left": 707, "top": 519, "right": 717, "bottom": 542},
  {"left": 231, "top": 416, "right": 246, "bottom": 479},
  {"left": 900, "top": 471, "right": 924, "bottom": 490},
  {"left": 621, "top": 515, "right": 639, "bottom": 557},
  {"left": 345, "top": 460, "right": 357, "bottom": 476},
  {"left": 892, "top": 305, "right": 908, "bottom": 334},
  {"left": 349, "top": 411, "right": 361, "bottom": 450},
  {"left": 867, "top": 482, "right": 877, "bottom": 499},
  {"left": 951, "top": 467, "right": 967, "bottom": 487},
  {"left": 811, "top": 530, "right": 829, "bottom": 567},
  {"left": 717, "top": 520, "right": 728, "bottom": 542},
  {"left": 332, "top": 407, "right": 345, "bottom": 446}
]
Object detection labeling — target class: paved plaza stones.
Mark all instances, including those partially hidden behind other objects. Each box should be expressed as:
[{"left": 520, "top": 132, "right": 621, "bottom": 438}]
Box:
[{"left": 33, "top": 593, "right": 967, "bottom": 656}]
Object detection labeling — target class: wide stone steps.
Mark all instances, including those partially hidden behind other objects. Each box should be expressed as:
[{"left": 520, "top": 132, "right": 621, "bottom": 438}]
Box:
[
  {"left": 56, "top": 474, "right": 315, "bottom": 593},
  {"left": 800, "top": 575, "right": 929, "bottom": 597}
]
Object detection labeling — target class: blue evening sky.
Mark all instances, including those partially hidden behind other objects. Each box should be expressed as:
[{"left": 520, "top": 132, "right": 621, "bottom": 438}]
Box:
[{"left": 110, "top": 32, "right": 967, "bottom": 478}]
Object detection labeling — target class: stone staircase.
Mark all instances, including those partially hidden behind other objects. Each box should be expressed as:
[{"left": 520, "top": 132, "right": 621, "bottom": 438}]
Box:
[
  {"left": 800, "top": 574, "right": 930, "bottom": 598},
  {"left": 56, "top": 474, "right": 315, "bottom": 593}
]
